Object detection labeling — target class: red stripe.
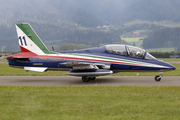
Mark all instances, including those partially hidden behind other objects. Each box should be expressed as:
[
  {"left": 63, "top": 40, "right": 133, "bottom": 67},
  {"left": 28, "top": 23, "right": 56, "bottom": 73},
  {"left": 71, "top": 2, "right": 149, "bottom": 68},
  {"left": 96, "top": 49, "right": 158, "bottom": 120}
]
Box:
[
  {"left": 7, "top": 47, "right": 140, "bottom": 66},
  {"left": 6, "top": 46, "right": 38, "bottom": 59},
  {"left": 20, "top": 46, "right": 31, "bottom": 52},
  {"left": 39, "top": 55, "right": 140, "bottom": 66}
]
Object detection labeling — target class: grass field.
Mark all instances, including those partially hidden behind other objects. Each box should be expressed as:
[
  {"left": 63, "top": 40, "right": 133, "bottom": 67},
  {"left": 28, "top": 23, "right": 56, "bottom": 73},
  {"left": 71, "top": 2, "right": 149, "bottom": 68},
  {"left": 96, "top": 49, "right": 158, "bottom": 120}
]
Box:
[
  {"left": 0, "top": 86, "right": 180, "bottom": 120},
  {"left": 124, "top": 20, "right": 180, "bottom": 28},
  {"left": 1, "top": 59, "right": 180, "bottom": 119},
  {"left": 146, "top": 47, "right": 176, "bottom": 52},
  {"left": 0, "top": 59, "right": 7, "bottom": 62},
  {"left": 121, "top": 37, "right": 176, "bottom": 52},
  {"left": 121, "top": 37, "right": 144, "bottom": 43},
  {"left": 127, "top": 41, "right": 143, "bottom": 48},
  {"left": 0, "top": 64, "right": 67, "bottom": 76},
  {"left": 0, "top": 58, "right": 180, "bottom": 76},
  {"left": 158, "top": 58, "right": 180, "bottom": 62},
  {"left": 121, "top": 37, "right": 144, "bottom": 48}
]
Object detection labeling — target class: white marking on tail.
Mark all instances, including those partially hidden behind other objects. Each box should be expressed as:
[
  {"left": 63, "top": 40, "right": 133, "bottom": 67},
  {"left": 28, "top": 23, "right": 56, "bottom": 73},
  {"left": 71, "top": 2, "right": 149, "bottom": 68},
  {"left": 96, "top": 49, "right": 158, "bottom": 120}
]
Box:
[{"left": 16, "top": 25, "right": 46, "bottom": 55}]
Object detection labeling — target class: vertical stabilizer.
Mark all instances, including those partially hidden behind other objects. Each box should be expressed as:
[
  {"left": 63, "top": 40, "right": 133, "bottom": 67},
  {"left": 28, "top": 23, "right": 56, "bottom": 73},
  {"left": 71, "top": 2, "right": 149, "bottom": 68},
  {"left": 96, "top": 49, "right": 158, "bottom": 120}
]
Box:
[{"left": 16, "top": 23, "right": 56, "bottom": 55}]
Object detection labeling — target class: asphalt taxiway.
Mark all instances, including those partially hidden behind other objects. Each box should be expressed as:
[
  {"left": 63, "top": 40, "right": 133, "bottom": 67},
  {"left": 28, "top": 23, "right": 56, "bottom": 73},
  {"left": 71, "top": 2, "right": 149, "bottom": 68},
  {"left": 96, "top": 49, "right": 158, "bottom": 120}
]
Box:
[{"left": 0, "top": 76, "right": 179, "bottom": 86}]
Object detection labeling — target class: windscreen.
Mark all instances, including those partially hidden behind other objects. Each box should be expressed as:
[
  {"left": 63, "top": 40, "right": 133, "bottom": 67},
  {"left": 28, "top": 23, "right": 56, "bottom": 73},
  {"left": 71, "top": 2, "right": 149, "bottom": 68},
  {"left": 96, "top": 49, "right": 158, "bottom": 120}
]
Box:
[
  {"left": 126, "top": 45, "right": 145, "bottom": 59},
  {"left": 145, "top": 52, "right": 156, "bottom": 60},
  {"left": 106, "top": 44, "right": 156, "bottom": 60}
]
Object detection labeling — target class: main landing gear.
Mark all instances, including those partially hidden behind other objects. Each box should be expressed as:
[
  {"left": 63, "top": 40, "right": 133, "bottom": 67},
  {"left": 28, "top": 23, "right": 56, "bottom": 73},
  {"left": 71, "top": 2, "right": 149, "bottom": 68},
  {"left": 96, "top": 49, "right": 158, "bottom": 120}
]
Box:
[
  {"left": 155, "top": 72, "right": 164, "bottom": 82},
  {"left": 82, "top": 76, "right": 96, "bottom": 82}
]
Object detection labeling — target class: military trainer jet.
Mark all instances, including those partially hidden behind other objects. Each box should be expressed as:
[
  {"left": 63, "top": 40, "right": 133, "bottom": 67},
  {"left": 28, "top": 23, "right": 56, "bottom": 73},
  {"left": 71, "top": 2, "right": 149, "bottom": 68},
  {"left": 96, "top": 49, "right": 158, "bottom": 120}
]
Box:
[{"left": 6, "top": 23, "right": 176, "bottom": 82}]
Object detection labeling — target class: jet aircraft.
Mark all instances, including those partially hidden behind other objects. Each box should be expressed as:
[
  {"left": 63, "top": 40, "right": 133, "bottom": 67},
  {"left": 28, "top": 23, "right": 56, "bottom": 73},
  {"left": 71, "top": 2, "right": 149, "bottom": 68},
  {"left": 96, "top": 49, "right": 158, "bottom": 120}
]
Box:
[{"left": 6, "top": 23, "right": 176, "bottom": 82}]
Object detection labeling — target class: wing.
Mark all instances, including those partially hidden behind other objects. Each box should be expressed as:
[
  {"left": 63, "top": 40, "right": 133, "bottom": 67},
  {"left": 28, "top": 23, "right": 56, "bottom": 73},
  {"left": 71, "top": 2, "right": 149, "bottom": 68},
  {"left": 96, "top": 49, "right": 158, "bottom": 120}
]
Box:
[
  {"left": 60, "top": 62, "right": 111, "bottom": 70},
  {"left": 61, "top": 62, "right": 113, "bottom": 76}
]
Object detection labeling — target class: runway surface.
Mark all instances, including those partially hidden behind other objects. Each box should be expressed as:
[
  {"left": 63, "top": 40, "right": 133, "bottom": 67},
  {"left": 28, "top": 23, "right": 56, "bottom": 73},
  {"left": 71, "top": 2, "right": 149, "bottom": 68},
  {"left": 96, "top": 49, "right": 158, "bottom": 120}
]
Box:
[{"left": 0, "top": 76, "right": 180, "bottom": 86}]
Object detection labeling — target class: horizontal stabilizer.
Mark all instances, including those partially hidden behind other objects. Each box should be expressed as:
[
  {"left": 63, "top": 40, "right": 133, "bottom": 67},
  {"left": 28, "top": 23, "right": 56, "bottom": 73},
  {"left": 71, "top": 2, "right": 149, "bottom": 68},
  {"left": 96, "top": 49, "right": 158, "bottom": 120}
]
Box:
[
  {"left": 66, "top": 69, "right": 113, "bottom": 76},
  {"left": 24, "top": 67, "right": 47, "bottom": 72},
  {"left": 6, "top": 56, "right": 29, "bottom": 59},
  {"left": 6, "top": 47, "right": 37, "bottom": 59}
]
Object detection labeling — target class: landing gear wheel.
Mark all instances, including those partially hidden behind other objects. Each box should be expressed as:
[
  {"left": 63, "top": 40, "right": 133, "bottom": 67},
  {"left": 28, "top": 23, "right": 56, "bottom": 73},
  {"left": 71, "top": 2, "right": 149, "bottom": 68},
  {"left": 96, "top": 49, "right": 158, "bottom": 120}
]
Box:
[
  {"left": 82, "top": 76, "right": 89, "bottom": 82},
  {"left": 89, "top": 76, "right": 96, "bottom": 81},
  {"left": 155, "top": 75, "right": 161, "bottom": 82}
]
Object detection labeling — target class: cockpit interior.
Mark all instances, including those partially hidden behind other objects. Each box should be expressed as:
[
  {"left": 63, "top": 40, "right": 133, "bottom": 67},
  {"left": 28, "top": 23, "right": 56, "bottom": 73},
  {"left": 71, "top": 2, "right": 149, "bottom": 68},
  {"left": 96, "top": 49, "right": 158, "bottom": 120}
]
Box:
[{"left": 105, "top": 44, "right": 156, "bottom": 60}]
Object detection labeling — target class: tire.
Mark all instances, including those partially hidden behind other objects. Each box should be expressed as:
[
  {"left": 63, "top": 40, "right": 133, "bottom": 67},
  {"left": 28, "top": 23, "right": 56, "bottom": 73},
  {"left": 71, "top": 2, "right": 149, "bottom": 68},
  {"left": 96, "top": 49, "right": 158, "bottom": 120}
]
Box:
[
  {"left": 155, "top": 75, "right": 161, "bottom": 82},
  {"left": 82, "top": 76, "right": 89, "bottom": 82},
  {"left": 89, "top": 76, "right": 96, "bottom": 81}
]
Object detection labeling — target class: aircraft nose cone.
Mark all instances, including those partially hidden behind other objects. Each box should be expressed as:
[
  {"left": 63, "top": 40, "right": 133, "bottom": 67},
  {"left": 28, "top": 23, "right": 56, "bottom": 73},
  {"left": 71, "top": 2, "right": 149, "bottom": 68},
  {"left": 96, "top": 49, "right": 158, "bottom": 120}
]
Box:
[
  {"left": 172, "top": 65, "right": 176, "bottom": 70},
  {"left": 169, "top": 64, "right": 176, "bottom": 71},
  {"left": 162, "top": 61, "right": 176, "bottom": 71}
]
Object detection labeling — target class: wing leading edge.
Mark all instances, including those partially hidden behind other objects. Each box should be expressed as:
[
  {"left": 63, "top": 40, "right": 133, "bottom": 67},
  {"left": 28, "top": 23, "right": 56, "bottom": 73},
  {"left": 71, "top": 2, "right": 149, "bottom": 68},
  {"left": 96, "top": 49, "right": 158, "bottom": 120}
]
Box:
[{"left": 61, "top": 62, "right": 113, "bottom": 76}]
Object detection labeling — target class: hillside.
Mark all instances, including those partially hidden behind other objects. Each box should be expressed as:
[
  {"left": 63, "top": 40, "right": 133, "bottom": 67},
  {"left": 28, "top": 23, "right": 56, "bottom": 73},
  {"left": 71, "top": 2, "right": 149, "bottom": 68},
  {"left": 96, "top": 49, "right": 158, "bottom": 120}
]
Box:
[
  {"left": 2, "top": 0, "right": 180, "bottom": 27},
  {"left": 0, "top": 0, "right": 106, "bottom": 27},
  {"left": 0, "top": 22, "right": 125, "bottom": 52},
  {"left": 0, "top": 0, "right": 117, "bottom": 51},
  {"left": 112, "top": 0, "right": 180, "bottom": 24},
  {"left": 143, "top": 27, "right": 180, "bottom": 50},
  {"left": 69, "top": 0, "right": 134, "bottom": 22},
  {"left": 1, "top": 0, "right": 180, "bottom": 51}
]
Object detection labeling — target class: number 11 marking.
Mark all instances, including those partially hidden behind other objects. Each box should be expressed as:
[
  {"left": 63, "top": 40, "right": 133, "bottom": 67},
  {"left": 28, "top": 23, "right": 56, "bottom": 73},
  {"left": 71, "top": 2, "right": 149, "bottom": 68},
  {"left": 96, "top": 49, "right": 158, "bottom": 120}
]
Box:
[
  {"left": 19, "top": 36, "right": 27, "bottom": 46},
  {"left": 22, "top": 36, "right": 27, "bottom": 46}
]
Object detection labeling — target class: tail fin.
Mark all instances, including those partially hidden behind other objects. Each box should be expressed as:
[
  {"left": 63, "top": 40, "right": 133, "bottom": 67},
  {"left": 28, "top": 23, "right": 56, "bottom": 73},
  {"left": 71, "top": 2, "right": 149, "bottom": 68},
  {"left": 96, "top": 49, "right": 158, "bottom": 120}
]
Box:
[{"left": 16, "top": 23, "right": 56, "bottom": 55}]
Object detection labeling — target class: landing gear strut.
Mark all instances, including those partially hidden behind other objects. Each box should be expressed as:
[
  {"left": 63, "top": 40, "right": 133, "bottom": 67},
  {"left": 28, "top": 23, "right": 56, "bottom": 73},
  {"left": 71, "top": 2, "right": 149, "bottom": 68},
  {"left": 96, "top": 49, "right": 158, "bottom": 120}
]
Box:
[
  {"left": 82, "top": 76, "right": 96, "bottom": 82},
  {"left": 155, "top": 72, "right": 164, "bottom": 82}
]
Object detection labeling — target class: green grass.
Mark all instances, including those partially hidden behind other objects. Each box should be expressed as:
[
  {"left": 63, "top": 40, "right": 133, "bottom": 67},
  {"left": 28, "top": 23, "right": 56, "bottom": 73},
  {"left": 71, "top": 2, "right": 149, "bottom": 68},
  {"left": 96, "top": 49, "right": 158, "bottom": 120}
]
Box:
[
  {"left": 0, "top": 59, "right": 7, "bottom": 62},
  {"left": 158, "top": 58, "right": 180, "bottom": 62},
  {"left": 127, "top": 41, "right": 143, "bottom": 48},
  {"left": 124, "top": 20, "right": 180, "bottom": 27},
  {"left": 121, "top": 37, "right": 144, "bottom": 42},
  {"left": 121, "top": 37, "right": 143, "bottom": 48},
  {"left": 146, "top": 47, "right": 176, "bottom": 52},
  {"left": 0, "top": 86, "right": 180, "bottom": 120},
  {"left": 121, "top": 37, "right": 176, "bottom": 52},
  {"left": 0, "top": 64, "right": 67, "bottom": 76}
]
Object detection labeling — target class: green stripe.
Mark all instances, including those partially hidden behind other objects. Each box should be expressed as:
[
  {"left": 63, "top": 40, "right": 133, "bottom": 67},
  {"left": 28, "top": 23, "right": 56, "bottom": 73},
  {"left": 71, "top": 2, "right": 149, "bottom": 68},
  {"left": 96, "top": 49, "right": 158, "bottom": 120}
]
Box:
[
  {"left": 67, "top": 53, "right": 151, "bottom": 65},
  {"left": 16, "top": 23, "right": 56, "bottom": 54}
]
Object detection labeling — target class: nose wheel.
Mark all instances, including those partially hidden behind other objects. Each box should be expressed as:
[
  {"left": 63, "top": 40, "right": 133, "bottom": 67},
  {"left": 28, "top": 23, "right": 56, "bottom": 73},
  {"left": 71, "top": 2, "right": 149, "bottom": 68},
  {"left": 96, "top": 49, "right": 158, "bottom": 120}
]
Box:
[
  {"left": 155, "top": 75, "right": 161, "bottom": 81},
  {"left": 155, "top": 72, "right": 164, "bottom": 82}
]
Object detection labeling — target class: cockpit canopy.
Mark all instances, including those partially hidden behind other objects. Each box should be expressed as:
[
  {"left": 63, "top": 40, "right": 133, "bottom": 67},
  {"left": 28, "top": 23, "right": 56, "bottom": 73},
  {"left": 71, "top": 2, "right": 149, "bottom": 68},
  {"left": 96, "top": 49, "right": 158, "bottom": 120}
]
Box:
[{"left": 105, "top": 44, "right": 156, "bottom": 60}]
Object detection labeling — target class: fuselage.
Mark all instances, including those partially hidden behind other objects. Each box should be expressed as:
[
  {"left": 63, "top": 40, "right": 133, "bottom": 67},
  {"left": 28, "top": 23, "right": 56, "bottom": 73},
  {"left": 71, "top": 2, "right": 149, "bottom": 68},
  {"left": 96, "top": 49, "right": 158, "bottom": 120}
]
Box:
[{"left": 7, "top": 45, "right": 176, "bottom": 73}]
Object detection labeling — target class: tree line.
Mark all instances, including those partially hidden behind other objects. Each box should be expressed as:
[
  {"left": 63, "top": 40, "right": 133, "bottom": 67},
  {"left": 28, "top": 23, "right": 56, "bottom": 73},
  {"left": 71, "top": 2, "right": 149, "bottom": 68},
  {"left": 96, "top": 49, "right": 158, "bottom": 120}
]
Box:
[
  {"left": 143, "top": 27, "right": 180, "bottom": 51},
  {"left": 112, "top": 23, "right": 162, "bottom": 38},
  {"left": 149, "top": 51, "right": 180, "bottom": 58},
  {"left": 0, "top": 23, "right": 126, "bottom": 51},
  {"left": 113, "top": 0, "right": 180, "bottom": 24}
]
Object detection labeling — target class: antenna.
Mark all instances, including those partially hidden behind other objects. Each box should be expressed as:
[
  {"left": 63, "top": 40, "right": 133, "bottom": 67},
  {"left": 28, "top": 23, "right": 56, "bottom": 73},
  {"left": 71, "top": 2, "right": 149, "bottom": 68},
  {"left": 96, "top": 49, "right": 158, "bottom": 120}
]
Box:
[{"left": 52, "top": 46, "right": 54, "bottom": 51}]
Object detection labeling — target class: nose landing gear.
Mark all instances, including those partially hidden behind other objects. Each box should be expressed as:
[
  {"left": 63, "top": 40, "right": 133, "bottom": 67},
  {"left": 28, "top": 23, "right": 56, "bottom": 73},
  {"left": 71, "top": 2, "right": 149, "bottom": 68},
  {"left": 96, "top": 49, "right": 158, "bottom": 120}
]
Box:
[{"left": 155, "top": 72, "right": 164, "bottom": 82}]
